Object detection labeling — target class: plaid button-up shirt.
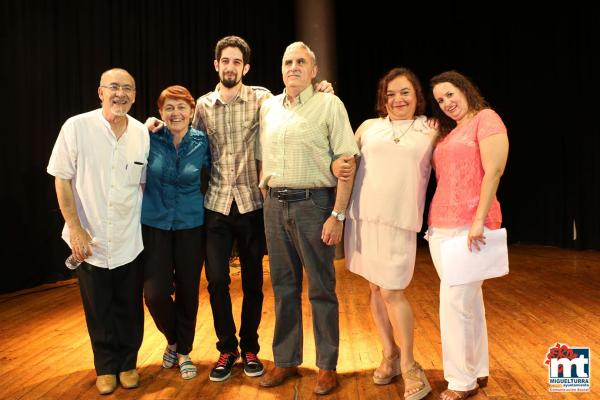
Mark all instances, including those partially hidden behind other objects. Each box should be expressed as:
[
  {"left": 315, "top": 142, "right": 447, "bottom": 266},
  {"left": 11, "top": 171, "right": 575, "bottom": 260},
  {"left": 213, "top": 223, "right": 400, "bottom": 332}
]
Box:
[{"left": 193, "top": 84, "right": 272, "bottom": 215}]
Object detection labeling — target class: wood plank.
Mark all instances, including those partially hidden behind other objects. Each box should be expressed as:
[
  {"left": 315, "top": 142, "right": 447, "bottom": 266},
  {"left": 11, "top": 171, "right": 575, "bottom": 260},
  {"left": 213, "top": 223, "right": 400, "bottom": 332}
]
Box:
[{"left": 0, "top": 245, "right": 599, "bottom": 399}]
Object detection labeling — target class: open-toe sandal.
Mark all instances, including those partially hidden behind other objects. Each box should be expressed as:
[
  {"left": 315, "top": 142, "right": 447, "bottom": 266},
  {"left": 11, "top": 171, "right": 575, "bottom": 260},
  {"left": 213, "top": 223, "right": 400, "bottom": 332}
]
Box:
[
  {"left": 179, "top": 359, "right": 197, "bottom": 380},
  {"left": 403, "top": 361, "right": 432, "bottom": 400},
  {"left": 373, "top": 351, "right": 401, "bottom": 385},
  {"left": 440, "top": 386, "right": 479, "bottom": 400},
  {"left": 162, "top": 346, "right": 177, "bottom": 369}
]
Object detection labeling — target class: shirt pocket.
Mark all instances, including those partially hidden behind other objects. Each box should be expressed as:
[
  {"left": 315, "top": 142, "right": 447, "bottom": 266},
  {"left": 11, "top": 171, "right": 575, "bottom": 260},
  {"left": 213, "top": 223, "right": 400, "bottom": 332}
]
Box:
[
  {"left": 127, "top": 161, "right": 145, "bottom": 186},
  {"left": 288, "top": 121, "right": 328, "bottom": 152},
  {"left": 205, "top": 123, "right": 224, "bottom": 159},
  {"left": 206, "top": 124, "right": 221, "bottom": 141},
  {"left": 242, "top": 118, "right": 258, "bottom": 143}
]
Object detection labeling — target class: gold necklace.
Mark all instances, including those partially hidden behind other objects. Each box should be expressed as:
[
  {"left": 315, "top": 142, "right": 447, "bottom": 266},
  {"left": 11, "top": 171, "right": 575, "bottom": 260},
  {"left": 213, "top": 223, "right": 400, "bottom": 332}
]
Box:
[{"left": 391, "top": 119, "right": 416, "bottom": 144}]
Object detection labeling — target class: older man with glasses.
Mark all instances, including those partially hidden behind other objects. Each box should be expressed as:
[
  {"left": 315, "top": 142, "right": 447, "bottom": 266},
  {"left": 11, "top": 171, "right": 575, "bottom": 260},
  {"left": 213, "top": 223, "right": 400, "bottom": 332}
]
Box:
[{"left": 47, "top": 68, "right": 149, "bottom": 395}]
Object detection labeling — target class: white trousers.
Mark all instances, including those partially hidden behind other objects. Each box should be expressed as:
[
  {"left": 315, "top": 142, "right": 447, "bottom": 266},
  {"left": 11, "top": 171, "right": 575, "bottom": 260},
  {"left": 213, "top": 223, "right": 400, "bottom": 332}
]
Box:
[{"left": 428, "top": 227, "right": 489, "bottom": 391}]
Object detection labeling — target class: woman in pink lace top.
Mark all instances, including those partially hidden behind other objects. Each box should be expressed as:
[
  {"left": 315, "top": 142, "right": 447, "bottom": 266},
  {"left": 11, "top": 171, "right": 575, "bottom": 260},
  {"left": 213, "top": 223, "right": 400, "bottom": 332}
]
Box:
[{"left": 428, "top": 71, "right": 509, "bottom": 400}]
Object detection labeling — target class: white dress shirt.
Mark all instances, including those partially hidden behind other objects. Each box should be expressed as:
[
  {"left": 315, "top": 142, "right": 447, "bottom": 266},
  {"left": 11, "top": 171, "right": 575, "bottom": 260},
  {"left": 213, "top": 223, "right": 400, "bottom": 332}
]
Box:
[{"left": 47, "top": 109, "right": 150, "bottom": 269}]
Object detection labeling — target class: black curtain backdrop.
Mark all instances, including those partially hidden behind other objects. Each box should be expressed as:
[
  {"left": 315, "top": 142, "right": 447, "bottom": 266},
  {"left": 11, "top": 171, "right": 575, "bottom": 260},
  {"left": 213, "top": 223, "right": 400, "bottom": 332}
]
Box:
[
  {"left": 1, "top": 1, "right": 599, "bottom": 293},
  {"left": 0, "top": 0, "right": 295, "bottom": 293},
  {"left": 334, "top": 4, "right": 600, "bottom": 251}
]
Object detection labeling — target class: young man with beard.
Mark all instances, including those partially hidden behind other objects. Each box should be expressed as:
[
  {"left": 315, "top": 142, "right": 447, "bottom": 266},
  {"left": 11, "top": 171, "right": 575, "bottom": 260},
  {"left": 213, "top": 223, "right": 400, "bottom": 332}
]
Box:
[
  {"left": 47, "top": 68, "right": 149, "bottom": 395},
  {"left": 193, "top": 36, "right": 270, "bottom": 382}
]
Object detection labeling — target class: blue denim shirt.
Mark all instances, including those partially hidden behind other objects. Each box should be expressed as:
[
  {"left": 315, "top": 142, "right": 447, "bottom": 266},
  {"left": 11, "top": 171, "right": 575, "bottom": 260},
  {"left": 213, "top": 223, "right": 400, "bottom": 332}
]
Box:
[{"left": 142, "top": 126, "right": 210, "bottom": 230}]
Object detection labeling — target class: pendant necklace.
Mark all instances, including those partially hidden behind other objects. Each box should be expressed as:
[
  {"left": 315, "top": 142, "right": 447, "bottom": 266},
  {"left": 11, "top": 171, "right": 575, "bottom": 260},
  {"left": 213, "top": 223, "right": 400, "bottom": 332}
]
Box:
[{"left": 391, "top": 119, "right": 416, "bottom": 144}]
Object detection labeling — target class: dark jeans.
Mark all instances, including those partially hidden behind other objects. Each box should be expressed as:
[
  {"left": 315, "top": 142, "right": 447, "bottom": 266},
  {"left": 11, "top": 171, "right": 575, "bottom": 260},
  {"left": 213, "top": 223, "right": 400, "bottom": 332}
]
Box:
[
  {"left": 205, "top": 202, "right": 265, "bottom": 354},
  {"left": 142, "top": 224, "right": 206, "bottom": 355},
  {"left": 77, "top": 258, "right": 144, "bottom": 375},
  {"left": 264, "top": 188, "right": 339, "bottom": 370}
]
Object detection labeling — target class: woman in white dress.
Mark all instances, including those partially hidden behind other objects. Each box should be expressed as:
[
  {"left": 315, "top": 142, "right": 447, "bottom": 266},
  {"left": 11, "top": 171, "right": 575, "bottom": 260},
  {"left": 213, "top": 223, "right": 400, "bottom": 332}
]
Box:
[{"left": 336, "top": 68, "right": 436, "bottom": 400}]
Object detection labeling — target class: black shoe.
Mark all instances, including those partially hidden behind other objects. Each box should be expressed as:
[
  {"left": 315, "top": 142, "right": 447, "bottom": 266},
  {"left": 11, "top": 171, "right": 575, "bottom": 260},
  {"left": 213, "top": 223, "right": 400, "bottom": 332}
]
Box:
[
  {"left": 242, "top": 351, "right": 265, "bottom": 377},
  {"left": 209, "top": 351, "right": 240, "bottom": 381}
]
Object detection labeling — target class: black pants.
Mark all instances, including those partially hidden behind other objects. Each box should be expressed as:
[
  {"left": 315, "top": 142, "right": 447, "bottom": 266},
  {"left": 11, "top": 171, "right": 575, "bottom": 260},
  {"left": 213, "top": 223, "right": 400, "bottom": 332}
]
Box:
[
  {"left": 77, "top": 258, "right": 144, "bottom": 375},
  {"left": 205, "top": 203, "right": 265, "bottom": 354},
  {"left": 142, "top": 225, "right": 206, "bottom": 355}
]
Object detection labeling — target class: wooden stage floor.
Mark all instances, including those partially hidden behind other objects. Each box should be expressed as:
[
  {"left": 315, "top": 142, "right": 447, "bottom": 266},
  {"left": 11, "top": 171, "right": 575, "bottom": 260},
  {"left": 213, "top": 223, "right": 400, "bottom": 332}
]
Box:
[{"left": 0, "top": 245, "right": 598, "bottom": 399}]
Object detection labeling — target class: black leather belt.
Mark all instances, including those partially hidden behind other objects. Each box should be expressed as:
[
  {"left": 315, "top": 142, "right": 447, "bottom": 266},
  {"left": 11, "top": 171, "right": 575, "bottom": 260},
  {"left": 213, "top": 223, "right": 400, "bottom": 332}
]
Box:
[{"left": 268, "top": 187, "right": 332, "bottom": 202}]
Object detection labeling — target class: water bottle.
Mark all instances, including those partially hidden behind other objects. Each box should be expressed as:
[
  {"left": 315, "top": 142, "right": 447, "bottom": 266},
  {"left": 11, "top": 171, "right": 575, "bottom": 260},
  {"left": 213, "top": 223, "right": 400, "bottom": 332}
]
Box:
[
  {"left": 65, "top": 238, "right": 95, "bottom": 270},
  {"left": 65, "top": 254, "right": 83, "bottom": 270}
]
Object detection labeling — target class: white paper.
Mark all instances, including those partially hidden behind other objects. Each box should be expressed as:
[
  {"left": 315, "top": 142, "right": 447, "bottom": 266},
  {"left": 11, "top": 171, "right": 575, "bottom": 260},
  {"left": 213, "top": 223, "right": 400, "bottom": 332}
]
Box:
[{"left": 440, "top": 228, "right": 509, "bottom": 286}]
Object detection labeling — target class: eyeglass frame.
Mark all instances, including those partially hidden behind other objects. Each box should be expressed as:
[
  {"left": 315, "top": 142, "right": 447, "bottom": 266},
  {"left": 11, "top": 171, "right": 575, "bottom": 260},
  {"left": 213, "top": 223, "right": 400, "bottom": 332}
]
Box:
[{"left": 99, "top": 84, "right": 136, "bottom": 93}]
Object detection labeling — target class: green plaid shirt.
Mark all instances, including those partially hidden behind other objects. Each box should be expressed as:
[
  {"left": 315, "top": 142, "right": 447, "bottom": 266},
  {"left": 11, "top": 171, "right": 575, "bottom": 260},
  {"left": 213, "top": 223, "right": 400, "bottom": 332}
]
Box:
[{"left": 258, "top": 85, "right": 359, "bottom": 188}]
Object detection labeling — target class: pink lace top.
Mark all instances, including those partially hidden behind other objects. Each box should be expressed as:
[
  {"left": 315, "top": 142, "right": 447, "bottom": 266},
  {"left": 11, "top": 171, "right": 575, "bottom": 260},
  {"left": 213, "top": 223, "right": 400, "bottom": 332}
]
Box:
[{"left": 428, "top": 109, "right": 507, "bottom": 229}]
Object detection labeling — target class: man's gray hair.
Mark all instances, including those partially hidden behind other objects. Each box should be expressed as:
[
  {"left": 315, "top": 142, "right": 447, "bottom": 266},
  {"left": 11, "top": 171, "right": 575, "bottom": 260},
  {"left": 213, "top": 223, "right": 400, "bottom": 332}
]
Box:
[{"left": 283, "top": 41, "right": 317, "bottom": 65}]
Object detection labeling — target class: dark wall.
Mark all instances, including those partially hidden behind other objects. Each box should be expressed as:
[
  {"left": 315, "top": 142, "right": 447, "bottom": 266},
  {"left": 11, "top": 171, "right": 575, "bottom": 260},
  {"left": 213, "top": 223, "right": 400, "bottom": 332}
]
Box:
[
  {"left": 334, "top": 4, "right": 600, "bottom": 251},
  {"left": 1, "top": 2, "right": 599, "bottom": 293}
]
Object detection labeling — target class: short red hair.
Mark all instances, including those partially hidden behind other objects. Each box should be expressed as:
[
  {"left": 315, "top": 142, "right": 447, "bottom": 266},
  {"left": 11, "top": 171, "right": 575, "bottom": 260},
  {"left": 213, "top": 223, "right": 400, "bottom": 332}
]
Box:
[{"left": 157, "top": 85, "right": 195, "bottom": 111}]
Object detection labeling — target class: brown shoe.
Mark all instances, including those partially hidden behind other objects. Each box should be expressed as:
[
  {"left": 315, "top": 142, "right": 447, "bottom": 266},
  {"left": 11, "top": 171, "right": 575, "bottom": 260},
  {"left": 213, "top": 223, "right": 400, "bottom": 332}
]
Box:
[
  {"left": 440, "top": 387, "right": 479, "bottom": 400},
  {"left": 119, "top": 369, "right": 140, "bottom": 389},
  {"left": 477, "top": 376, "right": 488, "bottom": 388},
  {"left": 259, "top": 366, "right": 299, "bottom": 387},
  {"left": 96, "top": 374, "right": 117, "bottom": 395},
  {"left": 314, "top": 369, "right": 337, "bottom": 395}
]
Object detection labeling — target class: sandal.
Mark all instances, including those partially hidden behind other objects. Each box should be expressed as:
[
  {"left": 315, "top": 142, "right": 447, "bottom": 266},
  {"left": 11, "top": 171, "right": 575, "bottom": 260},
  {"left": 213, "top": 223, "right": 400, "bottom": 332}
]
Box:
[
  {"left": 162, "top": 346, "right": 177, "bottom": 369},
  {"left": 440, "top": 387, "right": 479, "bottom": 400},
  {"left": 179, "top": 358, "right": 197, "bottom": 380},
  {"left": 373, "top": 351, "right": 401, "bottom": 385},
  {"left": 477, "top": 376, "right": 488, "bottom": 388},
  {"left": 403, "top": 362, "right": 432, "bottom": 400}
]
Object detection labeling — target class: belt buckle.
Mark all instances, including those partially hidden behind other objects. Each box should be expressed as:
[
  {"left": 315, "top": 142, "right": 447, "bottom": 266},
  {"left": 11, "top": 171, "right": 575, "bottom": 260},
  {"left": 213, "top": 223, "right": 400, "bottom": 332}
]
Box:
[{"left": 275, "top": 189, "right": 289, "bottom": 202}]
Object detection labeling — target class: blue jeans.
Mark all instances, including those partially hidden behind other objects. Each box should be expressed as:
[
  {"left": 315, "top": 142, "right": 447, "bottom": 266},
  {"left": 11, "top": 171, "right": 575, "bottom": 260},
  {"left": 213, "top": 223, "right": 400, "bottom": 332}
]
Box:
[{"left": 264, "top": 187, "right": 339, "bottom": 370}]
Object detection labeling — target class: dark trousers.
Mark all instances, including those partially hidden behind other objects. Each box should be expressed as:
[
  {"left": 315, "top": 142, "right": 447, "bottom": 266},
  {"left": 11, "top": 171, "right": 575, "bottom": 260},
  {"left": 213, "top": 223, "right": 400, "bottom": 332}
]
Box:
[
  {"left": 205, "top": 202, "right": 265, "bottom": 354},
  {"left": 142, "top": 224, "right": 206, "bottom": 356},
  {"left": 77, "top": 258, "right": 144, "bottom": 375},
  {"left": 263, "top": 188, "right": 339, "bottom": 370}
]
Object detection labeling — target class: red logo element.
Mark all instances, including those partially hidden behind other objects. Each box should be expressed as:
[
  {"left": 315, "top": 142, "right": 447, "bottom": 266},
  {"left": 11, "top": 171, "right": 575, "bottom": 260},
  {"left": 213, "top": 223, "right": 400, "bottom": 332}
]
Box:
[{"left": 545, "top": 343, "right": 579, "bottom": 374}]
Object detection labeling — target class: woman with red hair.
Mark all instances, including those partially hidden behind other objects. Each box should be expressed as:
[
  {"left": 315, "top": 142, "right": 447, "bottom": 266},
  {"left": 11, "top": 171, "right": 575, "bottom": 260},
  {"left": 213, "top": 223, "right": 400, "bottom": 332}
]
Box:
[{"left": 141, "top": 85, "right": 210, "bottom": 380}]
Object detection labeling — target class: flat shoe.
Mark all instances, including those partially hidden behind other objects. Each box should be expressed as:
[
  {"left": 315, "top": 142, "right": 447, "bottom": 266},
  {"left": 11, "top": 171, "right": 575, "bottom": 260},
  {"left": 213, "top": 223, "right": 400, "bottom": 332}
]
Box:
[
  {"left": 96, "top": 374, "right": 117, "bottom": 395},
  {"left": 259, "top": 366, "right": 299, "bottom": 387},
  {"left": 119, "top": 369, "right": 139, "bottom": 389},
  {"left": 314, "top": 369, "right": 337, "bottom": 395}
]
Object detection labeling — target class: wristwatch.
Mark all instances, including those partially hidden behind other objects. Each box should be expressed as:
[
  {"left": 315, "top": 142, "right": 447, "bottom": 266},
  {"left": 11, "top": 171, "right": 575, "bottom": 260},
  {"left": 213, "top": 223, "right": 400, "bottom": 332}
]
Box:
[{"left": 331, "top": 210, "right": 346, "bottom": 222}]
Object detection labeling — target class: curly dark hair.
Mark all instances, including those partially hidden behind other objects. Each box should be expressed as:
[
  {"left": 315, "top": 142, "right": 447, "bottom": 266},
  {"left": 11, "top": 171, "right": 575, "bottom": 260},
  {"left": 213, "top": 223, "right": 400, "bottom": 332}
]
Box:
[
  {"left": 430, "top": 70, "right": 488, "bottom": 136},
  {"left": 215, "top": 35, "right": 251, "bottom": 65},
  {"left": 376, "top": 67, "right": 426, "bottom": 118}
]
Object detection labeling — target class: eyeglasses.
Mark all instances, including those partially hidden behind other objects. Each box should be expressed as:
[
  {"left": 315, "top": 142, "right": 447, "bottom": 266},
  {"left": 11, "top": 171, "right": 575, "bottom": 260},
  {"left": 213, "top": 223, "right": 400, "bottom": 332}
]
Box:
[{"left": 100, "top": 84, "right": 136, "bottom": 93}]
